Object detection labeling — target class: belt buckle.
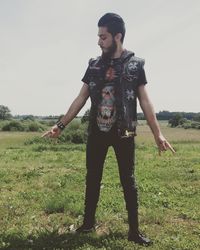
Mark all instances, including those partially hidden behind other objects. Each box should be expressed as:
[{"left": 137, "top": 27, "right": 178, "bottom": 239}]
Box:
[{"left": 121, "top": 130, "right": 135, "bottom": 138}]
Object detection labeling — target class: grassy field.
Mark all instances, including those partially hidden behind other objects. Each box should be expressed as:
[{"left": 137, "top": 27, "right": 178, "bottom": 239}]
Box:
[{"left": 0, "top": 122, "right": 200, "bottom": 250}]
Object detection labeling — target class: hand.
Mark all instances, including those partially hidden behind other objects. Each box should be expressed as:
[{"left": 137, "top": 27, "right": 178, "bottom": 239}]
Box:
[
  {"left": 41, "top": 125, "right": 62, "bottom": 138},
  {"left": 154, "top": 134, "right": 175, "bottom": 155}
]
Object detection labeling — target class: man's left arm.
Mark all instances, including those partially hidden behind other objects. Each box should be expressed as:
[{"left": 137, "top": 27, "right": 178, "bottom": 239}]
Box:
[{"left": 137, "top": 84, "right": 175, "bottom": 155}]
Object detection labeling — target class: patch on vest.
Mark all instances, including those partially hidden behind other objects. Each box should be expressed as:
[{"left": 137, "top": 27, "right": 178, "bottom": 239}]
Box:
[
  {"left": 105, "top": 67, "right": 117, "bottom": 81},
  {"left": 127, "top": 61, "right": 138, "bottom": 72},
  {"left": 124, "top": 61, "right": 139, "bottom": 81}
]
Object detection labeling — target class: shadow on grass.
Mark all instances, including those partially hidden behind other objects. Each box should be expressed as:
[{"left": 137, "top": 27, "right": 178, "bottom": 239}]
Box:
[{"left": 1, "top": 230, "right": 126, "bottom": 250}]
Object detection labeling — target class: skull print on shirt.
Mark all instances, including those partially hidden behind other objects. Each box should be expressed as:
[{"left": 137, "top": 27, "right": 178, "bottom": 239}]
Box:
[
  {"left": 97, "top": 64, "right": 119, "bottom": 132},
  {"left": 97, "top": 83, "right": 117, "bottom": 132}
]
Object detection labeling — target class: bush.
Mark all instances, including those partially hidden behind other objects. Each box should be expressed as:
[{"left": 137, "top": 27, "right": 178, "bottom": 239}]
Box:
[
  {"left": 26, "top": 121, "right": 46, "bottom": 132},
  {"left": 70, "top": 129, "right": 86, "bottom": 144},
  {"left": 169, "top": 116, "right": 200, "bottom": 130},
  {"left": 182, "top": 123, "right": 191, "bottom": 129},
  {"left": 1, "top": 120, "right": 47, "bottom": 132},
  {"left": 59, "top": 121, "right": 87, "bottom": 144},
  {"left": 26, "top": 120, "right": 88, "bottom": 144},
  {"left": 0, "top": 120, "right": 10, "bottom": 130},
  {"left": 25, "top": 120, "right": 88, "bottom": 145},
  {"left": 68, "top": 120, "right": 81, "bottom": 130},
  {"left": 2, "top": 120, "right": 24, "bottom": 131},
  {"left": 191, "top": 121, "right": 200, "bottom": 129},
  {"left": 169, "top": 114, "right": 183, "bottom": 127}
]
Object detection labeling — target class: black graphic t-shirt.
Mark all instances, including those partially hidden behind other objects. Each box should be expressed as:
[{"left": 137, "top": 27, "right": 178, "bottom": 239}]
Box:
[
  {"left": 82, "top": 57, "right": 147, "bottom": 132},
  {"left": 96, "top": 61, "right": 119, "bottom": 132}
]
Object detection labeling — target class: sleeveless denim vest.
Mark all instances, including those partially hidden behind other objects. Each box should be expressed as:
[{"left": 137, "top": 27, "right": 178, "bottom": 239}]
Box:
[{"left": 87, "top": 50, "right": 145, "bottom": 137}]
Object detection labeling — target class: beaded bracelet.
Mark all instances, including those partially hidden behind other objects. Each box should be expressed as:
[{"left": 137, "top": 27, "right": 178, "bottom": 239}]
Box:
[{"left": 56, "top": 120, "right": 66, "bottom": 130}]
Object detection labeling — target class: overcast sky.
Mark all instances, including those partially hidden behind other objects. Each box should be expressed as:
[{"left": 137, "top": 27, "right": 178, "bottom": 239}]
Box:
[{"left": 0, "top": 0, "right": 200, "bottom": 116}]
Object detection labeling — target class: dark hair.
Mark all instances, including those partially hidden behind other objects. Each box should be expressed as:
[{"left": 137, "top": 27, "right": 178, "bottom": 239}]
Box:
[{"left": 98, "top": 13, "right": 126, "bottom": 43}]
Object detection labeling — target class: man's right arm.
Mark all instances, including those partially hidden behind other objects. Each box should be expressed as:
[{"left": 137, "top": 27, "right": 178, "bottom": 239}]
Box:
[
  {"left": 42, "top": 83, "right": 89, "bottom": 138},
  {"left": 60, "top": 83, "right": 89, "bottom": 126}
]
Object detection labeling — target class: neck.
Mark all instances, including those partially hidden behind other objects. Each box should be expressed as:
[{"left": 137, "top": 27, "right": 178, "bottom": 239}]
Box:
[{"left": 112, "top": 45, "right": 124, "bottom": 59}]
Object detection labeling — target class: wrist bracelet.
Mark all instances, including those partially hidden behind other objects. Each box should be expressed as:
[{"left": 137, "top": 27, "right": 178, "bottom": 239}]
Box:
[{"left": 56, "top": 120, "right": 66, "bottom": 130}]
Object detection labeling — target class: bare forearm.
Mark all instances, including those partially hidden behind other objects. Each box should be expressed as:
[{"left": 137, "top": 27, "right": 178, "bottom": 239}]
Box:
[
  {"left": 138, "top": 85, "right": 162, "bottom": 138},
  {"left": 60, "top": 96, "right": 87, "bottom": 126},
  {"left": 140, "top": 99, "right": 162, "bottom": 138},
  {"left": 42, "top": 84, "right": 89, "bottom": 138},
  {"left": 140, "top": 99, "right": 175, "bottom": 154},
  {"left": 57, "top": 83, "right": 89, "bottom": 127},
  {"left": 137, "top": 85, "right": 175, "bottom": 154}
]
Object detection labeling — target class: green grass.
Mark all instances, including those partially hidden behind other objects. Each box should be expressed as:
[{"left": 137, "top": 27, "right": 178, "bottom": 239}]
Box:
[{"left": 0, "top": 123, "right": 200, "bottom": 249}]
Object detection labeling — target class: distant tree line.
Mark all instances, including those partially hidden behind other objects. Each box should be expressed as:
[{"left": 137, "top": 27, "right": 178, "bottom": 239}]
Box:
[
  {"left": 1, "top": 105, "right": 200, "bottom": 131},
  {"left": 137, "top": 110, "right": 200, "bottom": 121},
  {"left": 81, "top": 109, "right": 200, "bottom": 130},
  {"left": 168, "top": 113, "right": 200, "bottom": 129}
]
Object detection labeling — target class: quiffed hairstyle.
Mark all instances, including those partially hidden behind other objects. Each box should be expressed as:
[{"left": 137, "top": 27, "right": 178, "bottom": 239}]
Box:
[{"left": 98, "top": 13, "right": 126, "bottom": 43}]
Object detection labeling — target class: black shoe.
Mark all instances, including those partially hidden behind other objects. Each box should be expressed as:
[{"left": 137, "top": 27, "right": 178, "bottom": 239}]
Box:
[
  {"left": 128, "top": 231, "right": 152, "bottom": 246},
  {"left": 75, "top": 224, "right": 95, "bottom": 234}
]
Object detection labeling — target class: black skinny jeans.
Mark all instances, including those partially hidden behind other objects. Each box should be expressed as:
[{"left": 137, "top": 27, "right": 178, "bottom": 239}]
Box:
[{"left": 83, "top": 124, "right": 139, "bottom": 231}]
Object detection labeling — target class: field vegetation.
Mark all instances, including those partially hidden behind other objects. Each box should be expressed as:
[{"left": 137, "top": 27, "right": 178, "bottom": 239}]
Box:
[{"left": 0, "top": 120, "right": 200, "bottom": 250}]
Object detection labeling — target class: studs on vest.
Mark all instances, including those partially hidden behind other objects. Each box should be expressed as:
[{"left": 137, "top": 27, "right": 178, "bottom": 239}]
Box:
[
  {"left": 89, "top": 82, "right": 96, "bottom": 89},
  {"left": 126, "top": 89, "right": 135, "bottom": 101}
]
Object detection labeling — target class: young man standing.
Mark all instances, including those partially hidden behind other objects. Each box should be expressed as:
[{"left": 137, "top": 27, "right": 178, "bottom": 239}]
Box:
[{"left": 43, "top": 13, "right": 175, "bottom": 246}]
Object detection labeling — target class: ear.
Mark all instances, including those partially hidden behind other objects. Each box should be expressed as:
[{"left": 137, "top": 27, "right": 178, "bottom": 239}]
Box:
[{"left": 115, "top": 33, "right": 122, "bottom": 42}]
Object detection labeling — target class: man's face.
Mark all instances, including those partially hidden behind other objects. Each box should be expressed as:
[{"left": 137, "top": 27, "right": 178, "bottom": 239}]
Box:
[{"left": 98, "top": 27, "right": 117, "bottom": 59}]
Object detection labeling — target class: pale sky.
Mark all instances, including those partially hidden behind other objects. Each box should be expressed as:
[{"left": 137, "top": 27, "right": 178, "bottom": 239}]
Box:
[{"left": 0, "top": 0, "right": 200, "bottom": 116}]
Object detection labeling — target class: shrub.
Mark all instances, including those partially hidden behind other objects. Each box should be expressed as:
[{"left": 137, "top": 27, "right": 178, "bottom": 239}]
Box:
[
  {"left": 26, "top": 121, "right": 46, "bottom": 132},
  {"left": 25, "top": 120, "right": 88, "bottom": 145},
  {"left": 191, "top": 121, "right": 200, "bottom": 129},
  {"left": 169, "top": 114, "right": 183, "bottom": 127},
  {"left": 59, "top": 122, "right": 87, "bottom": 144},
  {"left": 180, "top": 120, "right": 200, "bottom": 130},
  {"left": 169, "top": 117, "right": 200, "bottom": 130},
  {"left": 1, "top": 120, "right": 47, "bottom": 132},
  {"left": 0, "top": 120, "right": 10, "bottom": 130},
  {"left": 70, "top": 129, "right": 86, "bottom": 144},
  {"left": 183, "top": 123, "right": 191, "bottom": 129},
  {"left": 68, "top": 120, "right": 81, "bottom": 130},
  {"left": 2, "top": 120, "right": 24, "bottom": 131}
]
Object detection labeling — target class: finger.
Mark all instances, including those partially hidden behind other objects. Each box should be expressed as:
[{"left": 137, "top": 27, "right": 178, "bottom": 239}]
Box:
[
  {"left": 163, "top": 143, "right": 167, "bottom": 151},
  {"left": 159, "top": 140, "right": 166, "bottom": 149},
  {"left": 167, "top": 144, "right": 176, "bottom": 154},
  {"left": 159, "top": 148, "right": 166, "bottom": 155},
  {"left": 42, "top": 131, "right": 52, "bottom": 138},
  {"left": 41, "top": 131, "right": 50, "bottom": 138},
  {"left": 158, "top": 144, "right": 166, "bottom": 153},
  {"left": 158, "top": 143, "right": 164, "bottom": 155},
  {"left": 160, "top": 140, "right": 168, "bottom": 151},
  {"left": 164, "top": 141, "right": 175, "bottom": 153}
]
